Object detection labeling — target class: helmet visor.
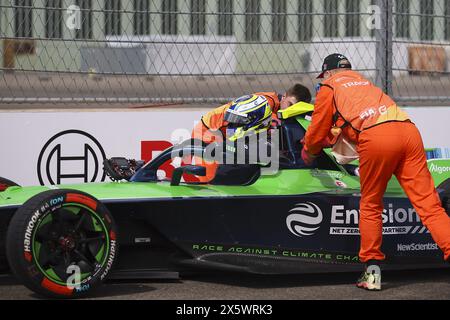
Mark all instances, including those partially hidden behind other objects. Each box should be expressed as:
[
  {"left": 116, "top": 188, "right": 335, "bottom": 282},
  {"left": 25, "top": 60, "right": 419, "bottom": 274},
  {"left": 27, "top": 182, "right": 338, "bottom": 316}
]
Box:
[{"left": 224, "top": 110, "right": 250, "bottom": 125}]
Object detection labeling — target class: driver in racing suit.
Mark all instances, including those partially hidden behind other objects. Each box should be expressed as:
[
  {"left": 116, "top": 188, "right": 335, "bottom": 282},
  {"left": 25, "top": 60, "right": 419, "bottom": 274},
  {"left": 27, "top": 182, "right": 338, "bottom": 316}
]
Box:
[
  {"left": 192, "top": 84, "right": 312, "bottom": 182},
  {"left": 301, "top": 53, "right": 450, "bottom": 291}
]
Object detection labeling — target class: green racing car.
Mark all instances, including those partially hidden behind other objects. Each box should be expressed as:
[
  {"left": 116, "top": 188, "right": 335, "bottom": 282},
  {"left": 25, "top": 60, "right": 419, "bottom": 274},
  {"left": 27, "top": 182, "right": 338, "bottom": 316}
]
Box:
[{"left": 0, "top": 103, "right": 448, "bottom": 298}]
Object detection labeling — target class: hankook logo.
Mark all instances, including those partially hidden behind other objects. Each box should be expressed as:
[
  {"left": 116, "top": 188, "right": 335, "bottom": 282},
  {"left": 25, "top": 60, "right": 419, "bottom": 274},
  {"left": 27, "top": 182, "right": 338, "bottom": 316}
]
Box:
[
  {"left": 286, "top": 202, "right": 323, "bottom": 237},
  {"left": 37, "top": 130, "right": 107, "bottom": 185}
]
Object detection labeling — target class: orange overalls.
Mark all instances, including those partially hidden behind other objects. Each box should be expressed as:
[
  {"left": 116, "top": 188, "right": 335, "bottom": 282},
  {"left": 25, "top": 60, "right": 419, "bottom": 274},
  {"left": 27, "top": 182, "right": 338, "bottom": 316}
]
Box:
[
  {"left": 304, "top": 70, "right": 450, "bottom": 262},
  {"left": 191, "top": 92, "right": 282, "bottom": 182}
]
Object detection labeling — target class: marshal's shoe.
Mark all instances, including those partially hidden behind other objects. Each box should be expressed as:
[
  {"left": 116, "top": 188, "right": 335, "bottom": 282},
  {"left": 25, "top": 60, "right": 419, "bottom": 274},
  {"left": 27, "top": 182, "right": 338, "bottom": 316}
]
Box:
[{"left": 356, "top": 266, "right": 382, "bottom": 291}]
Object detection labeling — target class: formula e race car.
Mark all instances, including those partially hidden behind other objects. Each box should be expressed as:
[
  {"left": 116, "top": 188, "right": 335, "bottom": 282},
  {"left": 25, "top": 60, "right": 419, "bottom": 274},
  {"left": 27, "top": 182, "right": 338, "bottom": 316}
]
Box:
[{"left": 0, "top": 103, "right": 449, "bottom": 298}]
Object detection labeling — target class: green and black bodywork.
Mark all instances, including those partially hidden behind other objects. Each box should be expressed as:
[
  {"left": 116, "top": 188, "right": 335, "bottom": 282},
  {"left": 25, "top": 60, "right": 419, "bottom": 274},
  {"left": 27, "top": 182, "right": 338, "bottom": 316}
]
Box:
[{"left": 0, "top": 104, "right": 449, "bottom": 298}]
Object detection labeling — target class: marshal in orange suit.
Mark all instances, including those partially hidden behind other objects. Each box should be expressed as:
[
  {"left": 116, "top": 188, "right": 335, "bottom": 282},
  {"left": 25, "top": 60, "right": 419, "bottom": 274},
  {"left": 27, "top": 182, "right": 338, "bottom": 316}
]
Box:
[{"left": 302, "top": 53, "right": 450, "bottom": 291}]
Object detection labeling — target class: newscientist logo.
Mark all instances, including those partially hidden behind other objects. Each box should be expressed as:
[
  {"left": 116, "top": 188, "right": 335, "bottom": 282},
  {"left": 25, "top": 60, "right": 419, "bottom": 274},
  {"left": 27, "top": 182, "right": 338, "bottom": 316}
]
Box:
[
  {"left": 397, "top": 243, "right": 439, "bottom": 252},
  {"left": 286, "top": 202, "right": 429, "bottom": 237}
]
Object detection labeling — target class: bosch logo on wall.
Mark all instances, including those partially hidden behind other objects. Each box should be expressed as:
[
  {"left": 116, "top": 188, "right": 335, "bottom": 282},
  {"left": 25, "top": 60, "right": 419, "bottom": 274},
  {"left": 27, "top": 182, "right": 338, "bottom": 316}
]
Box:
[{"left": 37, "top": 130, "right": 107, "bottom": 185}]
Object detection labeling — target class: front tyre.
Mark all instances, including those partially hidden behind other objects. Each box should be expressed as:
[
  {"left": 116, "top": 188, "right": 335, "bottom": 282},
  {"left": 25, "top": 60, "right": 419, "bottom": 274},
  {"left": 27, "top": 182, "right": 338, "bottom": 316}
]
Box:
[{"left": 6, "top": 189, "right": 118, "bottom": 298}]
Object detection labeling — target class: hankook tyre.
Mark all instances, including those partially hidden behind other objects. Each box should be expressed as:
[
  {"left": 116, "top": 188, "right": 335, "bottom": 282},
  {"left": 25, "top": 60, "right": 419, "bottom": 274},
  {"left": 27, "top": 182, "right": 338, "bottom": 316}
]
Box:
[{"left": 6, "top": 189, "right": 118, "bottom": 298}]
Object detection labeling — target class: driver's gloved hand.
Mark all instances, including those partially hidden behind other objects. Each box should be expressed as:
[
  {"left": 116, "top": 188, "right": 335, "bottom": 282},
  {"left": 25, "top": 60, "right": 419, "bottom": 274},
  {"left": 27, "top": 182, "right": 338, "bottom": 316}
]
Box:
[
  {"left": 300, "top": 138, "right": 319, "bottom": 165},
  {"left": 301, "top": 148, "right": 317, "bottom": 166}
]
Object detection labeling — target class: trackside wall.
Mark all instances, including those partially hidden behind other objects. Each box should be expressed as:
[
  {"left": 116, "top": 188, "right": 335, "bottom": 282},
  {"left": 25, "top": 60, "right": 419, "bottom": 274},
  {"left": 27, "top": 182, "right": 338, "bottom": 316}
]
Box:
[{"left": 0, "top": 107, "right": 448, "bottom": 186}]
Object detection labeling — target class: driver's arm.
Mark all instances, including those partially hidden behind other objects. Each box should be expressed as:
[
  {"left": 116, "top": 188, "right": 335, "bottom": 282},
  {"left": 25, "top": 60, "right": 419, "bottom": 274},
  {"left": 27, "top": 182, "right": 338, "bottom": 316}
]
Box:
[
  {"left": 303, "top": 85, "right": 334, "bottom": 155},
  {"left": 192, "top": 104, "right": 230, "bottom": 144}
]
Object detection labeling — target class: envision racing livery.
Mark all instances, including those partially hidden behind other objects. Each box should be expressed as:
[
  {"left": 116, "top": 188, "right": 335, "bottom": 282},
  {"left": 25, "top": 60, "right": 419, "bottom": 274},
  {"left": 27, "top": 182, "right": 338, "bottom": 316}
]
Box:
[{"left": 0, "top": 103, "right": 449, "bottom": 298}]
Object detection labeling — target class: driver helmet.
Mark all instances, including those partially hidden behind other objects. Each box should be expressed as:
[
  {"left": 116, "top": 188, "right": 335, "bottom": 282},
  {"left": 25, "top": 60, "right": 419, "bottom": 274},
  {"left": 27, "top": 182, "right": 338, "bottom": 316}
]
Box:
[{"left": 224, "top": 94, "right": 272, "bottom": 141}]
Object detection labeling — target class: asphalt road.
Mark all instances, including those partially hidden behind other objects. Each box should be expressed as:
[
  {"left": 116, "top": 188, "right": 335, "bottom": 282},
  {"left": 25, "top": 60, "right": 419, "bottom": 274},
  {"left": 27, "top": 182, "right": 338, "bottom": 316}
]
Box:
[{"left": 0, "top": 268, "right": 449, "bottom": 300}]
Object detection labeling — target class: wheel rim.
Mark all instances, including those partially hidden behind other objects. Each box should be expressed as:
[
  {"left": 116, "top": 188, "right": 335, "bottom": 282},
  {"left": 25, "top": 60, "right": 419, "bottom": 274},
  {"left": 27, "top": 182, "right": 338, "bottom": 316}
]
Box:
[{"left": 31, "top": 203, "right": 110, "bottom": 286}]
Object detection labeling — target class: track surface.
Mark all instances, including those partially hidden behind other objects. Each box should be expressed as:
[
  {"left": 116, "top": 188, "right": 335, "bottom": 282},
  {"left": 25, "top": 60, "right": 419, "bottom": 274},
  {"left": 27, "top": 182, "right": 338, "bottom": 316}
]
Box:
[{"left": 0, "top": 268, "right": 448, "bottom": 300}]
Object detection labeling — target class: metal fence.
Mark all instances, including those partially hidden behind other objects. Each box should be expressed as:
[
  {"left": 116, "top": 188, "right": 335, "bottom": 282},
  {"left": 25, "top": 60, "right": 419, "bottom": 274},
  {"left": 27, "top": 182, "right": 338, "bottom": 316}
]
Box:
[{"left": 0, "top": 0, "right": 449, "bottom": 106}]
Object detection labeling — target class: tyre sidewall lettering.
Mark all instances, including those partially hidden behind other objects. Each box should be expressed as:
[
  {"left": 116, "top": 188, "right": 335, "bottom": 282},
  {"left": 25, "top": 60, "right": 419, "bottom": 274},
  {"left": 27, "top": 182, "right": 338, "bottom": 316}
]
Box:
[{"left": 13, "top": 190, "right": 117, "bottom": 297}]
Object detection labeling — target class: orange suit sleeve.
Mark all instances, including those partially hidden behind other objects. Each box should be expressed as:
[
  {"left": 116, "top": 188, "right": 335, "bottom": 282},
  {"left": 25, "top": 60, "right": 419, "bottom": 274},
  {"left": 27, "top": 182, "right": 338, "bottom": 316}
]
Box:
[
  {"left": 304, "top": 85, "right": 334, "bottom": 155},
  {"left": 254, "top": 92, "right": 281, "bottom": 113}
]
